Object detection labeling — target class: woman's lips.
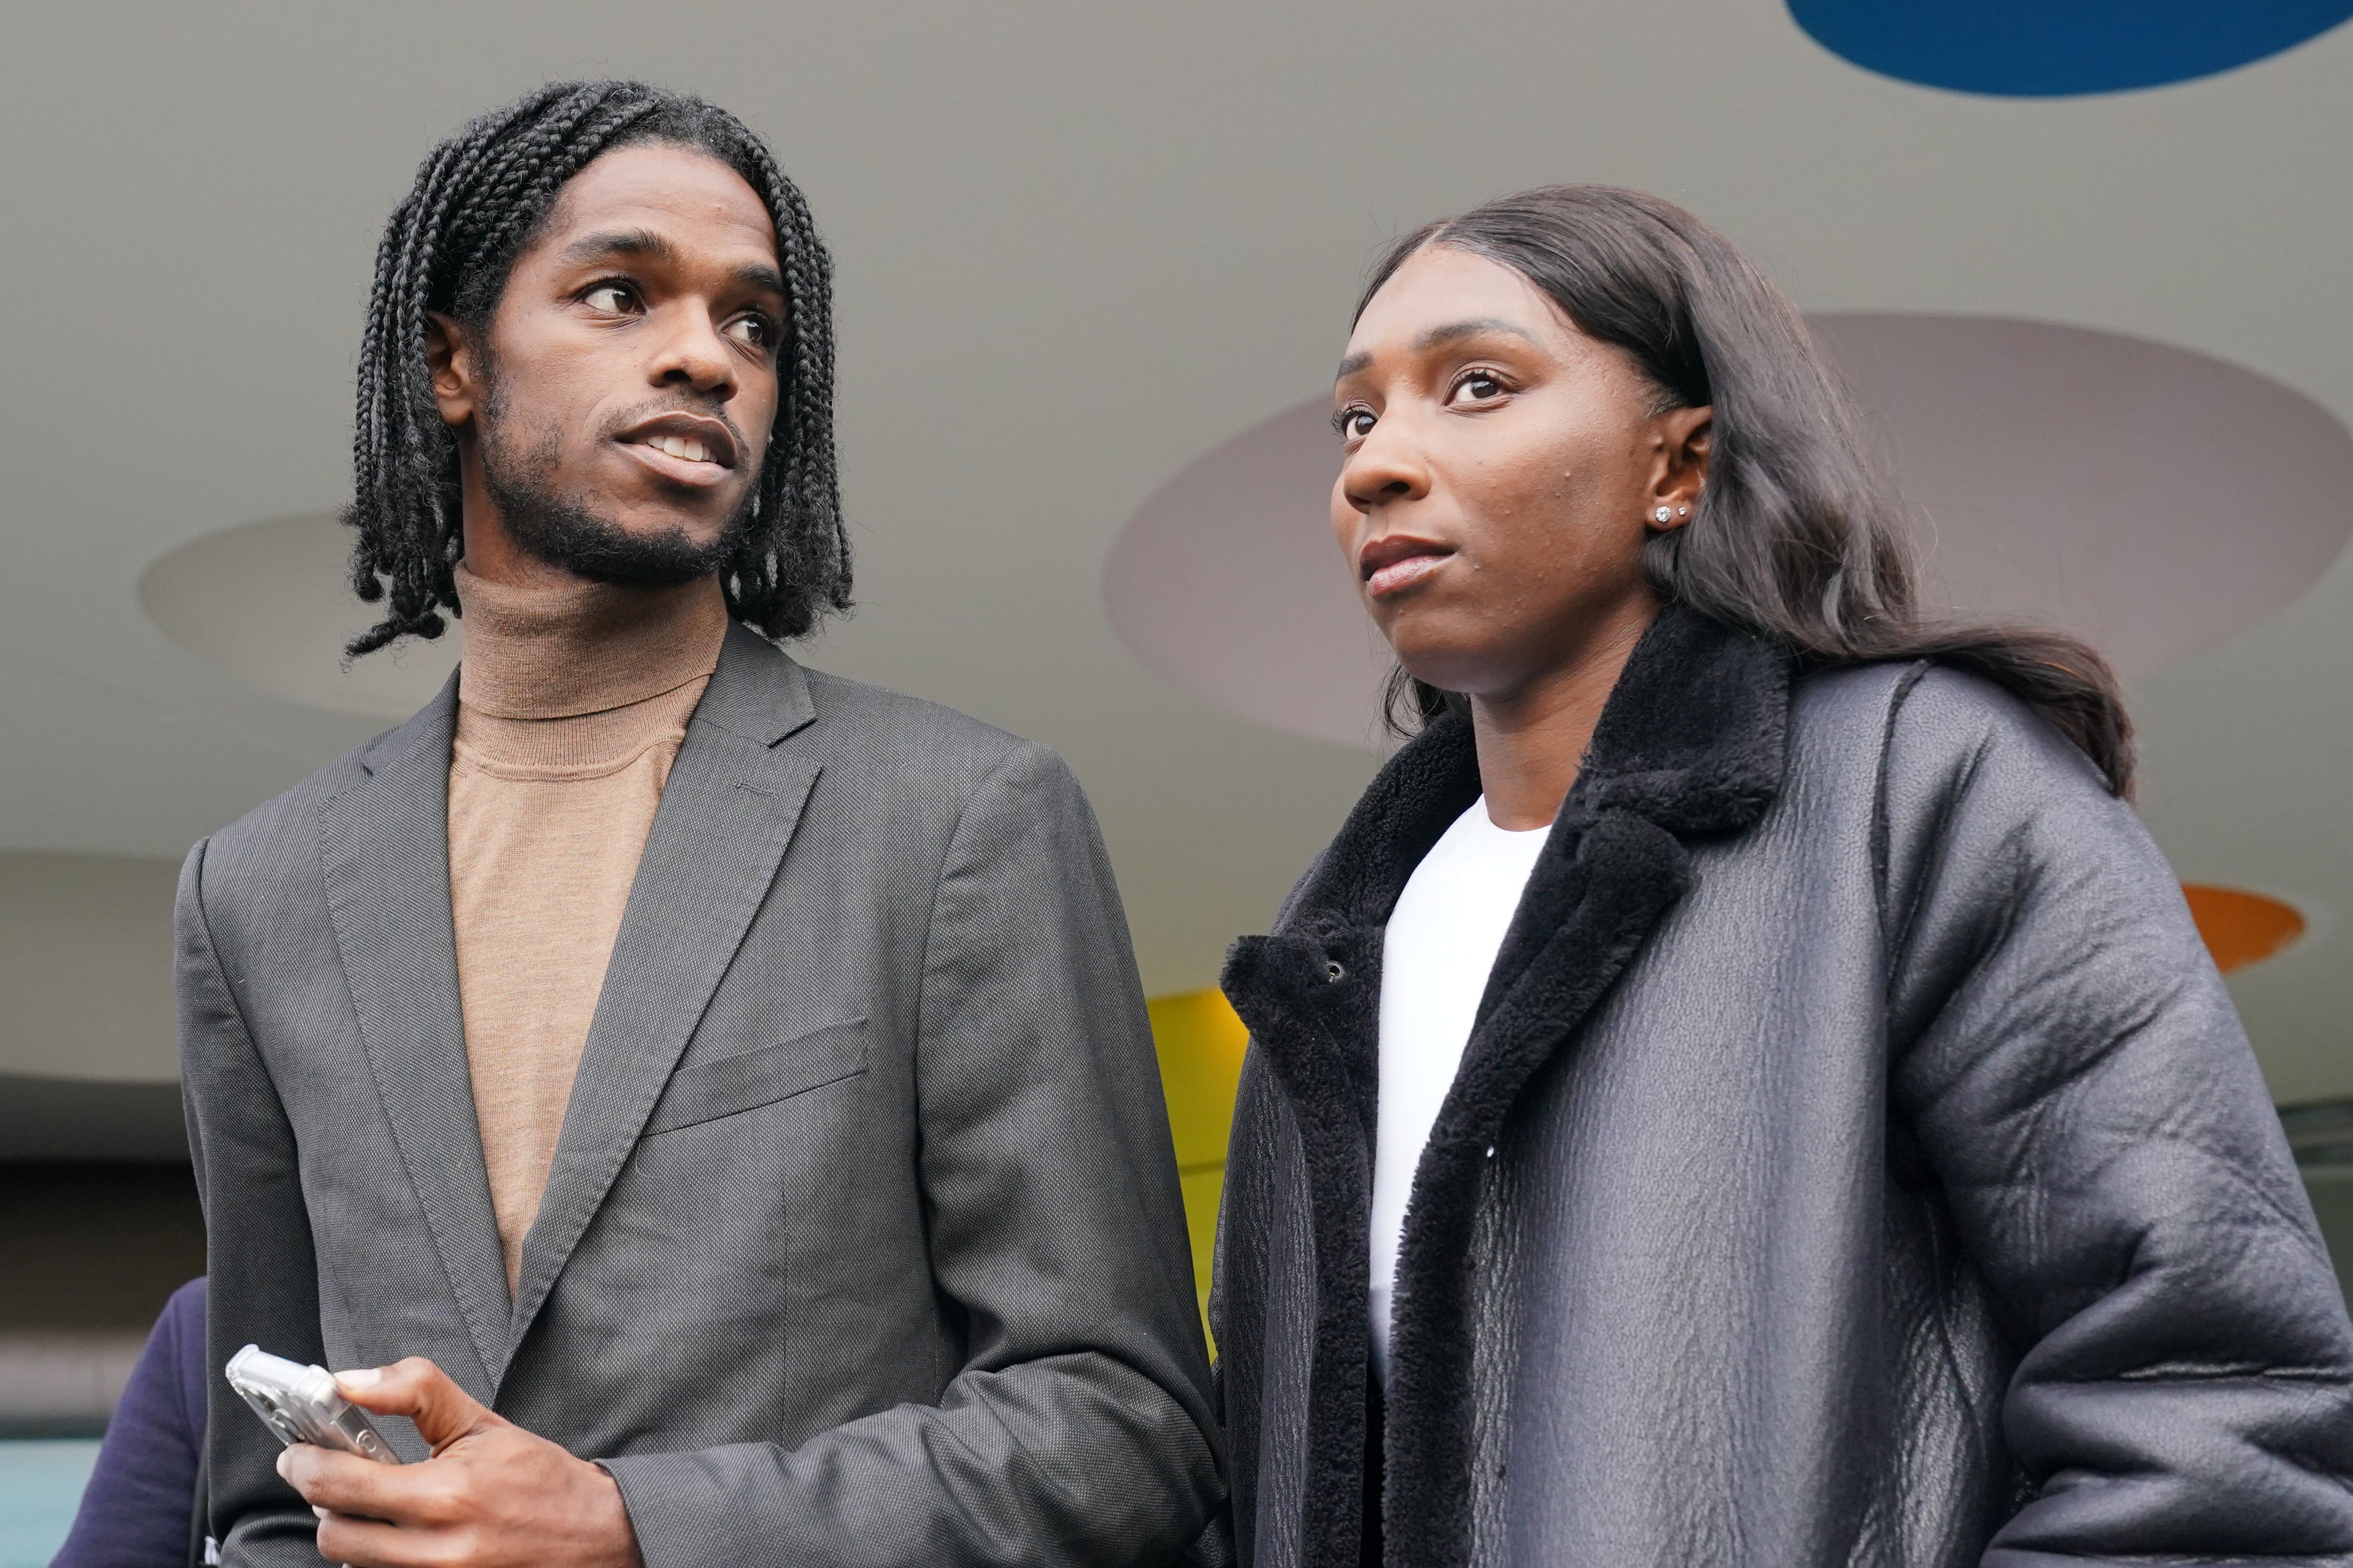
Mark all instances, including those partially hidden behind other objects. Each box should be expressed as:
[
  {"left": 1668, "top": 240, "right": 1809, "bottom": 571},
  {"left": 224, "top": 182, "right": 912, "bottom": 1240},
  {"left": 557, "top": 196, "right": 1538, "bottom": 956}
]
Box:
[{"left": 1365, "top": 549, "right": 1452, "bottom": 599}]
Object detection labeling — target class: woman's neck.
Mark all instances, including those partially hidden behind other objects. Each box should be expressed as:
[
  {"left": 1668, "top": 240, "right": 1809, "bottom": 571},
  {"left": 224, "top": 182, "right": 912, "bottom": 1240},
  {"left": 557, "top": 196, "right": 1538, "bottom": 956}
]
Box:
[{"left": 1468, "top": 597, "right": 1659, "bottom": 831}]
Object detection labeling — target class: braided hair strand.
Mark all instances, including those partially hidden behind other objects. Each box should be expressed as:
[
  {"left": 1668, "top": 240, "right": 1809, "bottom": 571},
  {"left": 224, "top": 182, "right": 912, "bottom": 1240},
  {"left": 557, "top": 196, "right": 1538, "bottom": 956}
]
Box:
[{"left": 342, "top": 81, "right": 850, "bottom": 656}]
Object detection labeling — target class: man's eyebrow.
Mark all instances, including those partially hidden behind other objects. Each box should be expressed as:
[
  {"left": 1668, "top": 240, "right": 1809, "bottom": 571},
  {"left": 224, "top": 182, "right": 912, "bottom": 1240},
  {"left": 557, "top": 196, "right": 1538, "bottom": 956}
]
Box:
[
  {"left": 556, "top": 233, "right": 785, "bottom": 298},
  {"left": 730, "top": 261, "right": 786, "bottom": 298},
  {"left": 1333, "top": 318, "right": 1539, "bottom": 382},
  {"left": 559, "top": 228, "right": 679, "bottom": 268}
]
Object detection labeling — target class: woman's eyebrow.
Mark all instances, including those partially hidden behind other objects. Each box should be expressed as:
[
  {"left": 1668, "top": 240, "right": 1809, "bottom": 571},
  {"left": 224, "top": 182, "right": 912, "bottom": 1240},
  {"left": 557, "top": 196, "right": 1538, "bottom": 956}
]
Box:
[
  {"left": 1335, "top": 316, "right": 1540, "bottom": 382},
  {"left": 1413, "top": 316, "right": 1537, "bottom": 353}
]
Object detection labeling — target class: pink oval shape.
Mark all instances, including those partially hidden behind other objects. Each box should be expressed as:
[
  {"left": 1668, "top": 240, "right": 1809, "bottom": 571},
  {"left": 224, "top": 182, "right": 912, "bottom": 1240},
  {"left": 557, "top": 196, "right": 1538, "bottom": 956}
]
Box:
[{"left": 1106, "top": 316, "right": 2353, "bottom": 747}]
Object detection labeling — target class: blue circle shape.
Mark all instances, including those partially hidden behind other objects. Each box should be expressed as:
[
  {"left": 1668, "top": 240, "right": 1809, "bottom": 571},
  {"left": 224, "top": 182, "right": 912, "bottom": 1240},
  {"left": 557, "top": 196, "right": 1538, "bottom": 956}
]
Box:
[{"left": 1790, "top": 0, "right": 2353, "bottom": 95}]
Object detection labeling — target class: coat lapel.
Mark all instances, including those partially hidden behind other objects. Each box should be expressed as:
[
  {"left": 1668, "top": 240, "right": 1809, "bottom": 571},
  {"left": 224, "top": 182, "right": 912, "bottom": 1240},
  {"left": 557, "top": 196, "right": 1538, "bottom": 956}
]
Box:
[
  {"left": 501, "top": 627, "right": 819, "bottom": 1374},
  {"left": 319, "top": 674, "right": 511, "bottom": 1388},
  {"left": 1222, "top": 608, "right": 1794, "bottom": 1568},
  {"left": 1219, "top": 710, "right": 1481, "bottom": 1568},
  {"left": 1387, "top": 609, "right": 1791, "bottom": 1567}
]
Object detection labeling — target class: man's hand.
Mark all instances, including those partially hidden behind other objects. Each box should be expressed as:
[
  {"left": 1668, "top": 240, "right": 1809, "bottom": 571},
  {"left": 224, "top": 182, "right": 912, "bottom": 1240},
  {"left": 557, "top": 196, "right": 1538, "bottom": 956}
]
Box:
[{"left": 275, "top": 1357, "right": 643, "bottom": 1568}]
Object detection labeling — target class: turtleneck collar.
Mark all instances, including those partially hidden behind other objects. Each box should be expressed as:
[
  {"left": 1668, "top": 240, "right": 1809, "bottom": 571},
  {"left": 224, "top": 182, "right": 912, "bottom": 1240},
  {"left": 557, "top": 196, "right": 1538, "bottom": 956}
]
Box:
[{"left": 452, "top": 563, "right": 729, "bottom": 721}]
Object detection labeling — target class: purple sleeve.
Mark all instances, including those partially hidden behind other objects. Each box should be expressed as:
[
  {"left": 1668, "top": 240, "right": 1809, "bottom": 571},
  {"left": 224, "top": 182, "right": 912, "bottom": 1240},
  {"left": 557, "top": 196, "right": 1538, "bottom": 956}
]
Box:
[{"left": 52, "top": 1277, "right": 209, "bottom": 1568}]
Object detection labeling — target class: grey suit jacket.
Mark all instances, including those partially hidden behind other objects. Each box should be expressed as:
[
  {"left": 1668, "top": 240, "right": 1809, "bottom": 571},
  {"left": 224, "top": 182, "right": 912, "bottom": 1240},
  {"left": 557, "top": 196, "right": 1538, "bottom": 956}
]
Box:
[{"left": 179, "top": 625, "right": 1223, "bottom": 1566}]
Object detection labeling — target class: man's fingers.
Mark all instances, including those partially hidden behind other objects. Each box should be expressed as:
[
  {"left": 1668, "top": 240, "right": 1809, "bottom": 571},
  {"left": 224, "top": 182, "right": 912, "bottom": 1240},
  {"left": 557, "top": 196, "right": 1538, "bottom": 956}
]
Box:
[
  {"left": 334, "top": 1355, "right": 503, "bottom": 1453},
  {"left": 315, "top": 1508, "right": 437, "bottom": 1568},
  {"left": 278, "top": 1443, "right": 406, "bottom": 1521}
]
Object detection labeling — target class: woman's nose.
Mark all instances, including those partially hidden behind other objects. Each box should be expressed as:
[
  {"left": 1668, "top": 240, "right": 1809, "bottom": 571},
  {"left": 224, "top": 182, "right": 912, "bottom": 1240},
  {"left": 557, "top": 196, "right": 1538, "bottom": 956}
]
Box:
[{"left": 1341, "top": 424, "right": 1431, "bottom": 512}]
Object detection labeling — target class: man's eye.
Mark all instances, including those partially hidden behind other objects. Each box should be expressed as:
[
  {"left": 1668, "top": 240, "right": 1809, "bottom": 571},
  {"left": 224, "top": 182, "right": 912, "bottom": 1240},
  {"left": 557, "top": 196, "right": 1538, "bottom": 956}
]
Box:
[
  {"left": 724, "top": 315, "right": 773, "bottom": 349},
  {"left": 583, "top": 283, "right": 634, "bottom": 313}
]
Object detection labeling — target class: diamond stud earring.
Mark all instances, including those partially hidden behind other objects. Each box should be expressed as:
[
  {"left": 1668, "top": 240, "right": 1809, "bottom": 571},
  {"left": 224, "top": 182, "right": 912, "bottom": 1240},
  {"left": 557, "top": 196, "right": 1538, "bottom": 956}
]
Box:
[{"left": 1652, "top": 506, "right": 1674, "bottom": 524}]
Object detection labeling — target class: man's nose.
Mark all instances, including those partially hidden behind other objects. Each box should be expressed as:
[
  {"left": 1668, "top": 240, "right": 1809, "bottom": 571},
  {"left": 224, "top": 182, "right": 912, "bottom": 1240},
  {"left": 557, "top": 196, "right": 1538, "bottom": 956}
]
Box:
[{"left": 650, "top": 306, "right": 739, "bottom": 398}]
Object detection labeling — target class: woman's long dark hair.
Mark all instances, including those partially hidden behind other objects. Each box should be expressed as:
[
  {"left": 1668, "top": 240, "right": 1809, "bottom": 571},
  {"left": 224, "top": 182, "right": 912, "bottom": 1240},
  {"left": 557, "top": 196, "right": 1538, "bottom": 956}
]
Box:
[{"left": 1366, "top": 185, "right": 2134, "bottom": 795}]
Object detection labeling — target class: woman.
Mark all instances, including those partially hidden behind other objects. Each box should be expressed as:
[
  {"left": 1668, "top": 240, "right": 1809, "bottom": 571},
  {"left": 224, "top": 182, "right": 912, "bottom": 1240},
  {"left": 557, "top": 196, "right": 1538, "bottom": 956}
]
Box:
[{"left": 1210, "top": 186, "right": 2353, "bottom": 1567}]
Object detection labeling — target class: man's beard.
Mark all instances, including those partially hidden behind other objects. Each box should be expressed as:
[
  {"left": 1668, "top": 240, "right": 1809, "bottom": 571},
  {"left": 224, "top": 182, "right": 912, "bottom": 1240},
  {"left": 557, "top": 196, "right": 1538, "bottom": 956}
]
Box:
[{"left": 478, "top": 384, "right": 751, "bottom": 590}]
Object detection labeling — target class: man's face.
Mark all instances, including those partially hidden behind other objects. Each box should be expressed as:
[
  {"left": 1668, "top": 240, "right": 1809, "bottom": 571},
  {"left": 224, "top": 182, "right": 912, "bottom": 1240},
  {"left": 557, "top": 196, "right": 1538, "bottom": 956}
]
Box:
[{"left": 430, "top": 142, "right": 786, "bottom": 585}]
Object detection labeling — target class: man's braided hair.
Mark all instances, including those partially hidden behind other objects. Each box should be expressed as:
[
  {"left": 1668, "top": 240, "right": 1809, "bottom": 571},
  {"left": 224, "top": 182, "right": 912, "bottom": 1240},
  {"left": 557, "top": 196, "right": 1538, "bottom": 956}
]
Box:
[{"left": 343, "top": 80, "right": 850, "bottom": 656}]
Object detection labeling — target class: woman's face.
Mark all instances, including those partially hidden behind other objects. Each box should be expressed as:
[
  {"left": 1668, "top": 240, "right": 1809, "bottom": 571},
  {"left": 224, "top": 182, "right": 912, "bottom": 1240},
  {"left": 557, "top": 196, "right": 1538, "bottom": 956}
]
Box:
[{"left": 1329, "top": 244, "right": 1706, "bottom": 701}]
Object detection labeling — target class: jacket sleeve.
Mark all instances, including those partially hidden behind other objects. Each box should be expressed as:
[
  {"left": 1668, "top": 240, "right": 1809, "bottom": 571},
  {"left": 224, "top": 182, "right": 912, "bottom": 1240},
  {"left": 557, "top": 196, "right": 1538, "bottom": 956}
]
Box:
[
  {"left": 1880, "top": 669, "right": 2353, "bottom": 1564},
  {"left": 602, "top": 741, "right": 1226, "bottom": 1567},
  {"left": 176, "top": 839, "right": 330, "bottom": 1568}
]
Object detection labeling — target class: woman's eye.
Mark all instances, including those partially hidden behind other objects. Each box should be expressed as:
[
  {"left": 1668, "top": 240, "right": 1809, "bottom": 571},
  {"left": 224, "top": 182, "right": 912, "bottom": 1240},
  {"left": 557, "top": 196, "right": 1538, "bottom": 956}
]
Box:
[
  {"left": 1452, "top": 373, "right": 1504, "bottom": 403},
  {"left": 1337, "top": 408, "right": 1376, "bottom": 441},
  {"left": 583, "top": 283, "right": 634, "bottom": 314}
]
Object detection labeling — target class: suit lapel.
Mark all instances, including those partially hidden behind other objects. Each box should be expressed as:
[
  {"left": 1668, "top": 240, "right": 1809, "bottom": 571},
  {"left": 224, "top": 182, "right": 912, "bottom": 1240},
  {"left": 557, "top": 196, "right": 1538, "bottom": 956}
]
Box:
[
  {"left": 501, "top": 628, "right": 819, "bottom": 1373},
  {"left": 318, "top": 675, "right": 511, "bottom": 1388}
]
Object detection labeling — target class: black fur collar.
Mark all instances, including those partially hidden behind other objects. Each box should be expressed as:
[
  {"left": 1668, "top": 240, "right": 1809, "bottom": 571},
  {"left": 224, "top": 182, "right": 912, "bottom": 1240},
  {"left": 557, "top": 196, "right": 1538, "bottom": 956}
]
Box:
[
  {"left": 1219, "top": 607, "right": 1790, "bottom": 1568},
  {"left": 1285, "top": 604, "right": 1789, "bottom": 932}
]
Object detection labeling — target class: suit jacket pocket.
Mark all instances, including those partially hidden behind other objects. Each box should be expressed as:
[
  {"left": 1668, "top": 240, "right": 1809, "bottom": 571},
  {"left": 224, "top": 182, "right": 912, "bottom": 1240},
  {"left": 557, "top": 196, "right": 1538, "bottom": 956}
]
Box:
[{"left": 642, "top": 1017, "right": 870, "bottom": 1137}]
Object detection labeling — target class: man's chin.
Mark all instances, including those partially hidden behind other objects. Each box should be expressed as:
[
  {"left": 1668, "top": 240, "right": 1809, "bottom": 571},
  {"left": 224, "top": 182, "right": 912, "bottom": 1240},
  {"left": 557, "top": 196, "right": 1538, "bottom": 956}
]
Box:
[
  {"left": 549, "top": 526, "right": 732, "bottom": 590},
  {"left": 496, "top": 488, "right": 740, "bottom": 590}
]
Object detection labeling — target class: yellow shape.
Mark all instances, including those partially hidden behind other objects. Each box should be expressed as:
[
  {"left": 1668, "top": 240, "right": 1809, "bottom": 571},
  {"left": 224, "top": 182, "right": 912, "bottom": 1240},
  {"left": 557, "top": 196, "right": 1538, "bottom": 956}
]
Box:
[
  {"left": 1149, "top": 987, "right": 1249, "bottom": 1335},
  {"left": 1178, "top": 1168, "right": 1226, "bottom": 1337}
]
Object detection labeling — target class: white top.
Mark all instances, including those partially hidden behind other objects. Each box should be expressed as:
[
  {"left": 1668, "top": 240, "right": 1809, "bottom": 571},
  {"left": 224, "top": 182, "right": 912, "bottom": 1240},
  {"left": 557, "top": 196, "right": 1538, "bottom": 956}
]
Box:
[{"left": 1369, "top": 797, "right": 1550, "bottom": 1386}]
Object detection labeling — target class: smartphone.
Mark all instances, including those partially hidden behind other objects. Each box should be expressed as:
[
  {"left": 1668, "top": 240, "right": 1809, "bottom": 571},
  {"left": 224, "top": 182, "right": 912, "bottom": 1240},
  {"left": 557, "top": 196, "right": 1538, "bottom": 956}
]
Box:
[{"left": 225, "top": 1345, "right": 404, "bottom": 1464}]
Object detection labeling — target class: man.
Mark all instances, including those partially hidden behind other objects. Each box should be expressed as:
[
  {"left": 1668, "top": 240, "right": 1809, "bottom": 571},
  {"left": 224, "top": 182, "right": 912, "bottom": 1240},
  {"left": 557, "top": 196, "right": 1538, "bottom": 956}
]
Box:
[{"left": 179, "top": 81, "right": 1221, "bottom": 1568}]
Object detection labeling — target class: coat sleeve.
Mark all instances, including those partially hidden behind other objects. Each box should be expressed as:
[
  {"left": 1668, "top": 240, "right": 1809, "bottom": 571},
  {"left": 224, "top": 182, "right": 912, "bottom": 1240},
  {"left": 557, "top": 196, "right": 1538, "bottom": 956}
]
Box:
[
  {"left": 176, "top": 839, "right": 332, "bottom": 1568},
  {"left": 603, "top": 741, "right": 1226, "bottom": 1567},
  {"left": 1879, "top": 669, "right": 2353, "bottom": 1564}
]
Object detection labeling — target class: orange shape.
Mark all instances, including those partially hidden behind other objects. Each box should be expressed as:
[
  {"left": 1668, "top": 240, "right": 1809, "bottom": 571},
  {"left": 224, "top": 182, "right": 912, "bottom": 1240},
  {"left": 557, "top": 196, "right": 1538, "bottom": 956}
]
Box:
[{"left": 2182, "top": 884, "right": 2305, "bottom": 974}]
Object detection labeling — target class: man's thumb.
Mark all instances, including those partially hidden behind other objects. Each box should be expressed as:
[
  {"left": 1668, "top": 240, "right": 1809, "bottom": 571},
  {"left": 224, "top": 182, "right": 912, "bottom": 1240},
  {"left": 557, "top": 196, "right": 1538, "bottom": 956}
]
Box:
[{"left": 335, "top": 1356, "right": 501, "bottom": 1452}]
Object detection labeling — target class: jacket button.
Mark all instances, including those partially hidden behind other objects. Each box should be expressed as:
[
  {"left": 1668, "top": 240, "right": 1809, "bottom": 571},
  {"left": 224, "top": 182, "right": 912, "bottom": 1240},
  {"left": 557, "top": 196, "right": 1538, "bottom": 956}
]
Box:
[{"left": 1325, "top": 961, "right": 1345, "bottom": 983}]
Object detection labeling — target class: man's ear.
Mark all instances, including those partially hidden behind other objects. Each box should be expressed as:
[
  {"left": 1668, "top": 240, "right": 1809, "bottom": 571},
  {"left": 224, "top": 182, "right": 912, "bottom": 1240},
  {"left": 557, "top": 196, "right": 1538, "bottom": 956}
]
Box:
[{"left": 426, "top": 312, "right": 481, "bottom": 431}]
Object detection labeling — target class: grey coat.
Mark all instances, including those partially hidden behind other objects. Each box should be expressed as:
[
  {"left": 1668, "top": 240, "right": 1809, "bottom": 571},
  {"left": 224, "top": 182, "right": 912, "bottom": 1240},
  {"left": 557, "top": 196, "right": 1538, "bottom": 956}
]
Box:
[
  {"left": 1211, "top": 608, "right": 2353, "bottom": 1568},
  {"left": 179, "top": 626, "right": 1223, "bottom": 1567}
]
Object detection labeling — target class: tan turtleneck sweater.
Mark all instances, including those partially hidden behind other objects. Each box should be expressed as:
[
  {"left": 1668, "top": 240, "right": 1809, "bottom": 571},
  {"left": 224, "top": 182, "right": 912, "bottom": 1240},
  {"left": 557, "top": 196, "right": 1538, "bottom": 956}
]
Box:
[{"left": 448, "top": 563, "right": 730, "bottom": 1290}]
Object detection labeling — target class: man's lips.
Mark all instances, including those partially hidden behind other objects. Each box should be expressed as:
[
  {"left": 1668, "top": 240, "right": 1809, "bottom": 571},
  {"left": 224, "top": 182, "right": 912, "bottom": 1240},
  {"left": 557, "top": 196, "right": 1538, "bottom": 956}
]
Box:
[
  {"left": 612, "top": 411, "right": 740, "bottom": 485},
  {"left": 1359, "top": 534, "right": 1455, "bottom": 599}
]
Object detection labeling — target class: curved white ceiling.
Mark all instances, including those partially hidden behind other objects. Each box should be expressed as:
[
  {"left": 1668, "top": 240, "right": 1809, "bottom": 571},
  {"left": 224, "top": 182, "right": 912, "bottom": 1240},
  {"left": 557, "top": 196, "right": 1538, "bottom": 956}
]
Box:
[
  {"left": 1, "top": 0, "right": 2350, "bottom": 1102},
  {"left": 140, "top": 515, "right": 462, "bottom": 719},
  {"left": 1106, "top": 314, "right": 2353, "bottom": 748}
]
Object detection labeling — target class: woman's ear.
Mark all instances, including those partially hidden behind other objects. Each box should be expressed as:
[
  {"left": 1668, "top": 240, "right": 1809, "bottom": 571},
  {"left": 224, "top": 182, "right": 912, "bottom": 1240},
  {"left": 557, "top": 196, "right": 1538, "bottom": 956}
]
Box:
[
  {"left": 1647, "top": 404, "right": 1713, "bottom": 528},
  {"left": 425, "top": 312, "right": 481, "bottom": 431}
]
